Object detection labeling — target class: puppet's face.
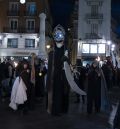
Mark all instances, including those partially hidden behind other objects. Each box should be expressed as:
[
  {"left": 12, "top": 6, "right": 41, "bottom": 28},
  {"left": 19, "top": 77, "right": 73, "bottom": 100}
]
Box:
[
  {"left": 55, "top": 41, "right": 64, "bottom": 48},
  {"left": 53, "top": 25, "right": 65, "bottom": 48}
]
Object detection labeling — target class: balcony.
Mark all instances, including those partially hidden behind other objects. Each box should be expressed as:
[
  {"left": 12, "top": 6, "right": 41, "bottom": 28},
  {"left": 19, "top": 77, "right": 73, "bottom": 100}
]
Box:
[
  {"left": 24, "top": 11, "right": 37, "bottom": 17},
  {"left": 85, "top": 33, "right": 102, "bottom": 39},
  {"left": 7, "top": 10, "right": 20, "bottom": 17},
  {"left": 86, "top": 13, "right": 103, "bottom": 19},
  {"left": 3, "top": 27, "right": 39, "bottom": 33},
  {"left": 85, "top": 0, "right": 103, "bottom": 6}
]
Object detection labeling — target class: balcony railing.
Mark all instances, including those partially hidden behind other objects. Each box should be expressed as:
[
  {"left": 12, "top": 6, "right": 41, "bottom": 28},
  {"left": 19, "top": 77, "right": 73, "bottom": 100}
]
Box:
[
  {"left": 3, "top": 27, "right": 39, "bottom": 33},
  {"left": 24, "top": 11, "right": 37, "bottom": 16},
  {"left": 85, "top": 33, "right": 101, "bottom": 39},
  {"left": 85, "top": 0, "right": 103, "bottom": 6},
  {"left": 7, "top": 10, "right": 20, "bottom": 16},
  {"left": 86, "top": 13, "right": 103, "bottom": 19}
]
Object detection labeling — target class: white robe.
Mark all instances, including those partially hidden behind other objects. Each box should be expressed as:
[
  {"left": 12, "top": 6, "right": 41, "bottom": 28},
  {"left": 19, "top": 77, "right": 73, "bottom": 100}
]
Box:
[{"left": 9, "top": 77, "right": 27, "bottom": 110}]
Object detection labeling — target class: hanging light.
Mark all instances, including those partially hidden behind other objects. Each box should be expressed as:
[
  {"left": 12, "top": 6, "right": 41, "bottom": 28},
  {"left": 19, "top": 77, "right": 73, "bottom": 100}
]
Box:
[{"left": 20, "top": 0, "right": 26, "bottom": 4}]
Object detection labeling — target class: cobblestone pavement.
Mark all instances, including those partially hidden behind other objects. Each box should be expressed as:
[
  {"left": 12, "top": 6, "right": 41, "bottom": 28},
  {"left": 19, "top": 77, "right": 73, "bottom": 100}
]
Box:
[{"left": 0, "top": 87, "right": 120, "bottom": 129}]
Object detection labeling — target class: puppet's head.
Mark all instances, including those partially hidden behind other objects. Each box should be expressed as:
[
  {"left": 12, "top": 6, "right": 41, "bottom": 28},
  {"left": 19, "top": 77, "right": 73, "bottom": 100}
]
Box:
[{"left": 53, "top": 24, "right": 65, "bottom": 48}]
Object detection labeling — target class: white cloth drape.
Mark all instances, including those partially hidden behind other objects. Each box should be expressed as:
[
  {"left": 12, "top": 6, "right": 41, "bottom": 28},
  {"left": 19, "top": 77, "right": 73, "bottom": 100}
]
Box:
[
  {"left": 108, "top": 102, "right": 119, "bottom": 127},
  {"left": 64, "top": 61, "right": 86, "bottom": 95},
  {"left": 9, "top": 77, "right": 27, "bottom": 110}
]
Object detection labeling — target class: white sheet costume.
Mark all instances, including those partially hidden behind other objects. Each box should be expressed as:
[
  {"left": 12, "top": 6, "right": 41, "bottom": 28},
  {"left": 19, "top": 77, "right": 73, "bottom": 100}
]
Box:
[{"left": 9, "top": 77, "right": 27, "bottom": 110}]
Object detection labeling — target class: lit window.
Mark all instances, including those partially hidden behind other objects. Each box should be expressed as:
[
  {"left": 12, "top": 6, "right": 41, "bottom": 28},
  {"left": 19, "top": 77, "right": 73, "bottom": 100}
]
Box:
[
  {"left": 7, "top": 38, "right": 18, "bottom": 48},
  {"left": 26, "top": 2, "right": 36, "bottom": 15},
  {"left": 25, "top": 39, "right": 35, "bottom": 48},
  {"left": 82, "top": 44, "right": 90, "bottom": 53},
  {"left": 98, "top": 44, "right": 105, "bottom": 53},
  {"left": 90, "top": 44, "right": 97, "bottom": 53}
]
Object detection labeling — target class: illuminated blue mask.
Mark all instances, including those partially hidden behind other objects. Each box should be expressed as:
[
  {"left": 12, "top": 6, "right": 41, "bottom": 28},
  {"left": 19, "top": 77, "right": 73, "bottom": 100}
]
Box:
[{"left": 53, "top": 25, "right": 65, "bottom": 42}]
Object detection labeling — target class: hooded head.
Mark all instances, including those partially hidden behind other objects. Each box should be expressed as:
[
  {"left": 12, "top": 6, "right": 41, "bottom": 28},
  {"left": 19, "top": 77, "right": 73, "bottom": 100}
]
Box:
[
  {"left": 53, "top": 24, "right": 65, "bottom": 48},
  {"left": 92, "top": 61, "right": 98, "bottom": 68}
]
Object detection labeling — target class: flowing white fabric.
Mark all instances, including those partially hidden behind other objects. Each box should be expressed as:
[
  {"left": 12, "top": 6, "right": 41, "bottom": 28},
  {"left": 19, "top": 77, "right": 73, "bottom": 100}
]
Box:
[
  {"left": 9, "top": 77, "right": 27, "bottom": 110},
  {"left": 15, "top": 78, "right": 27, "bottom": 104},
  {"left": 101, "top": 69, "right": 111, "bottom": 113},
  {"left": 108, "top": 102, "right": 119, "bottom": 127},
  {"left": 64, "top": 61, "right": 86, "bottom": 95},
  {"left": 111, "top": 51, "right": 116, "bottom": 67},
  {"left": 9, "top": 77, "right": 20, "bottom": 110}
]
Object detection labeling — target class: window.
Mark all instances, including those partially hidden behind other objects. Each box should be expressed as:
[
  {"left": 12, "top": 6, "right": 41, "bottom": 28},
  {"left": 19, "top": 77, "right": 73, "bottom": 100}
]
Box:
[
  {"left": 26, "top": 19, "right": 35, "bottom": 31},
  {"left": 91, "top": 5, "right": 98, "bottom": 15},
  {"left": 82, "top": 44, "right": 90, "bottom": 53},
  {"left": 98, "top": 44, "right": 105, "bottom": 53},
  {"left": 9, "top": 19, "right": 18, "bottom": 30},
  {"left": 26, "top": 2, "right": 36, "bottom": 15},
  {"left": 9, "top": 2, "right": 19, "bottom": 11},
  {"left": 7, "top": 38, "right": 18, "bottom": 48},
  {"left": 91, "top": 24, "right": 98, "bottom": 34},
  {"left": 82, "top": 43, "right": 105, "bottom": 54},
  {"left": 90, "top": 44, "right": 97, "bottom": 53},
  {"left": 25, "top": 39, "right": 35, "bottom": 48}
]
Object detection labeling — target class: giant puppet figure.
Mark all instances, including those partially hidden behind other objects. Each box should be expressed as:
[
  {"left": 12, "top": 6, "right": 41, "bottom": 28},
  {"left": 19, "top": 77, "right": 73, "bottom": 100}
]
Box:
[{"left": 46, "top": 25, "right": 86, "bottom": 115}]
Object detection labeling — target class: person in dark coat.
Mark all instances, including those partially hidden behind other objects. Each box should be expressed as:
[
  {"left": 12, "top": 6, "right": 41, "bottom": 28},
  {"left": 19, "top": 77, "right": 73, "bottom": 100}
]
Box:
[
  {"left": 46, "top": 25, "right": 70, "bottom": 116},
  {"left": 61, "top": 50, "right": 70, "bottom": 113},
  {"left": 35, "top": 60, "right": 47, "bottom": 98},
  {"left": 102, "top": 60, "right": 113, "bottom": 90},
  {"left": 19, "top": 61, "right": 31, "bottom": 114},
  {"left": 87, "top": 61, "right": 101, "bottom": 114}
]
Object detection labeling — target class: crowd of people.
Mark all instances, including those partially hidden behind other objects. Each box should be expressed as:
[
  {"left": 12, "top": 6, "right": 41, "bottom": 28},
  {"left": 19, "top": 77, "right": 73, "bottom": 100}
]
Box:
[
  {"left": 0, "top": 56, "right": 120, "bottom": 128},
  {"left": 0, "top": 58, "right": 47, "bottom": 114}
]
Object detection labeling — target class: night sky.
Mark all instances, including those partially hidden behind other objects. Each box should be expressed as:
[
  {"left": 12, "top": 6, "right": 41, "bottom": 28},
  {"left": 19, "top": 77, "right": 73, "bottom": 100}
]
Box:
[
  {"left": 49, "top": 0, "right": 75, "bottom": 30},
  {"left": 111, "top": 0, "right": 120, "bottom": 36}
]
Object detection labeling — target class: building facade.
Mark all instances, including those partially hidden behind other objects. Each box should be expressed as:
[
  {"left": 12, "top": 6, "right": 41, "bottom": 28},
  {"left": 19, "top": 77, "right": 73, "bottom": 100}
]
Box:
[
  {"left": 77, "top": 0, "right": 111, "bottom": 65},
  {"left": 69, "top": 0, "right": 78, "bottom": 65},
  {"left": 0, "top": 0, "right": 52, "bottom": 60},
  {"left": 111, "top": 17, "right": 120, "bottom": 67}
]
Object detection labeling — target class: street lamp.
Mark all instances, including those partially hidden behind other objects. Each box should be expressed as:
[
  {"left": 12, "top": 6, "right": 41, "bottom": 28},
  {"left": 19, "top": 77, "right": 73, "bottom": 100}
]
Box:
[
  {"left": 20, "top": 0, "right": 26, "bottom": 4},
  {"left": 111, "top": 44, "right": 115, "bottom": 51},
  {"left": 46, "top": 45, "right": 51, "bottom": 49},
  {"left": 107, "top": 41, "right": 111, "bottom": 45}
]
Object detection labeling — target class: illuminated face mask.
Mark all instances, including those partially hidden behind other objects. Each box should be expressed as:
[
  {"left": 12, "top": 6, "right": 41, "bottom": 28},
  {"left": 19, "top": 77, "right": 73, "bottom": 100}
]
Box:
[
  {"left": 56, "top": 42, "right": 63, "bottom": 48},
  {"left": 53, "top": 25, "right": 65, "bottom": 48}
]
